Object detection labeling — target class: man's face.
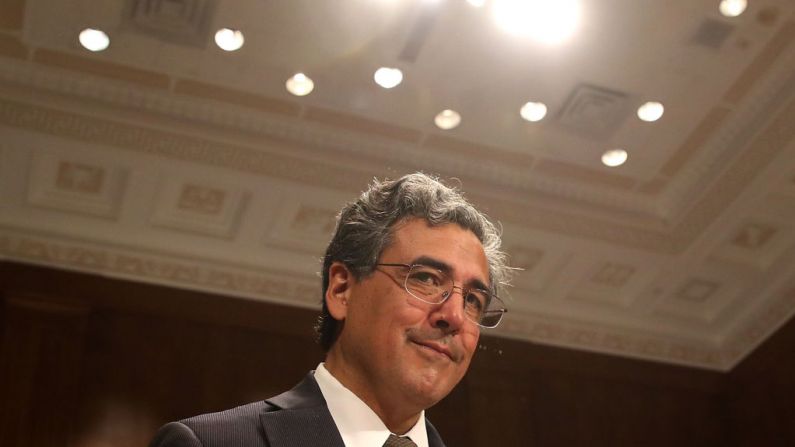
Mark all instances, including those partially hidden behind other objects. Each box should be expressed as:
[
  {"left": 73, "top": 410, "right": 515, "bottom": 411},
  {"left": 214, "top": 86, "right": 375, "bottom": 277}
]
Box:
[{"left": 328, "top": 218, "right": 488, "bottom": 412}]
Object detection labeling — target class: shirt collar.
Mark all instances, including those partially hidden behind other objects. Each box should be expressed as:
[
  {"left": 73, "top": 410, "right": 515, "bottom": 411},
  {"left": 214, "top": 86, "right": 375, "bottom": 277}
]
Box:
[{"left": 314, "top": 363, "right": 428, "bottom": 447}]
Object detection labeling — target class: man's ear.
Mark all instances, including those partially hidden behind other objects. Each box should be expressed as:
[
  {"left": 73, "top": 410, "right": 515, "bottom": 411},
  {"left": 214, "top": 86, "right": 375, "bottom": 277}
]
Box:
[{"left": 326, "top": 261, "right": 353, "bottom": 321}]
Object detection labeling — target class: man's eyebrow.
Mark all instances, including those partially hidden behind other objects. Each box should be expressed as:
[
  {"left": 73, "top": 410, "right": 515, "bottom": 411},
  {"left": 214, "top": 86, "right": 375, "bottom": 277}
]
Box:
[
  {"left": 411, "top": 255, "right": 490, "bottom": 291},
  {"left": 411, "top": 256, "right": 450, "bottom": 273}
]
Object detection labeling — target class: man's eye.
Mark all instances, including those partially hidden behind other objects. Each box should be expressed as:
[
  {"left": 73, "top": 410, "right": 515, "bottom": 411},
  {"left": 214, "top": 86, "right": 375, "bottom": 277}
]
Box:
[
  {"left": 410, "top": 271, "right": 441, "bottom": 286},
  {"left": 465, "top": 292, "right": 486, "bottom": 311}
]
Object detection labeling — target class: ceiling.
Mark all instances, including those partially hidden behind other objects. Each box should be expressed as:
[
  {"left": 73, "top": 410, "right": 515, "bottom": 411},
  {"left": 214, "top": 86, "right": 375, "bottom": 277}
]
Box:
[{"left": 1, "top": 0, "right": 794, "bottom": 371}]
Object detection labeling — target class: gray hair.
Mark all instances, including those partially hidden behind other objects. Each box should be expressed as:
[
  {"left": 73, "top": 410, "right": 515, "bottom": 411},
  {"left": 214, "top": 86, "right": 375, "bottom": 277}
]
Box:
[{"left": 316, "top": 172, "right": 511, "bottom": 350}]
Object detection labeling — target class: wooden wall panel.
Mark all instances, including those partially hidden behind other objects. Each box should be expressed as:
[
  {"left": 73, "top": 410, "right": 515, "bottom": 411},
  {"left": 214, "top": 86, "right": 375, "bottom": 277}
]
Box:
[
  {"left": 0, "top": 295, "right": 89, "bottom": 446},
  {"left": 71, "top": 310, "right": 322, "bottom": 447},
  {"left": 727, "top": 295, "right": 795, "bottom": 447},
  {"left": 0, "top": 262, "right": 324, "bottom": 447},
  {"left": 456, "top": 338, "right": 728, "bottom": 447},
  {"left": 1, "top": 262, "right": 792, "bottom": 446}
]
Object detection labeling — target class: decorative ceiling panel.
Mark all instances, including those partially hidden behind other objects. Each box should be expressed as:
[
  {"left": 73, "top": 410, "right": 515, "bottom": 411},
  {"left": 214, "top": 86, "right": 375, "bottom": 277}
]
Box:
[{"left": 1, "top": 0, "right": 794, "bottom": 371}]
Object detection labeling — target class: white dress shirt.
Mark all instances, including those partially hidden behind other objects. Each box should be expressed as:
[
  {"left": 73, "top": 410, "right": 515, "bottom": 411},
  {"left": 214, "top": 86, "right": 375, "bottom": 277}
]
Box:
[{"left": 314, "top": 363, "right": 429, "bottom": 447}]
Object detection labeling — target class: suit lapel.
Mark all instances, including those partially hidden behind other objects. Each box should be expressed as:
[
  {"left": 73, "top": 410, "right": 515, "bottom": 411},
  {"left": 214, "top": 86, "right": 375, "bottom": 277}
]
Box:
[
  {"left": 426, "top": 420, "right": 447, "bottom": 447},
  {"left": 259, "top": 372, "right": 345, "bottom": 447},
  {"left": 260, "top": 371, "right": 448, "bottom": 447},
  {"left": 260, "top": 407, "right": 343, "bottom": 447}
]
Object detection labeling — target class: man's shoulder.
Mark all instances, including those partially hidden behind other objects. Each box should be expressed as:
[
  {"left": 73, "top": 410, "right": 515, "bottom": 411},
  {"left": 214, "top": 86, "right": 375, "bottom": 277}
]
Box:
[
  {"left": 150, "top": 373, "right": 327, "bottom": 447},
  {"left": 181, "top": 400, "right": 275, "bottom": 428},
  {"left": 180, "top": 401, "right": 276, "bottom": 445},
  {"left": 150, "top": 401, "right": 276, "bottom": 447}
]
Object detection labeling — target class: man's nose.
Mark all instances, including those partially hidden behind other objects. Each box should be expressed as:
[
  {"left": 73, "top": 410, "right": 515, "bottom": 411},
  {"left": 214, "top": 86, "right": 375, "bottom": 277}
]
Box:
[{"left": 430, "top": 286, "right": 467, "bottom": 332}]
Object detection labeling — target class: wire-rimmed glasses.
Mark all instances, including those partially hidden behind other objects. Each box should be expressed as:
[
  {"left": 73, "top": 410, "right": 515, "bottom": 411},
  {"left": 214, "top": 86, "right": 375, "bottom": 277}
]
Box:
[{"left": 375, "top": 263, "right": 507, "bottom": 328}]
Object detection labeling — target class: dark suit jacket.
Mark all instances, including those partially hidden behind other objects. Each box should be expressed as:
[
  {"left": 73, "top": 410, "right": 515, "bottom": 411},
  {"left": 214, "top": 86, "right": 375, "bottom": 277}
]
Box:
[{"left": 150, "top": 372, "right": 447, "bottom": 447}]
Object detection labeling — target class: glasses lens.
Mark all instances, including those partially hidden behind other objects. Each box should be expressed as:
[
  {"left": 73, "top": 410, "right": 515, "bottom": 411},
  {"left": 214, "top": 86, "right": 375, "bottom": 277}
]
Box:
[
  {"left": 404, "top": 265, "right": 506, "bottom": 328},
  {"left": 463, "top": 290, "right": 505, "bottom": 328},
  {"left": 405, "top": 265, "right": 448, "bottom": 304},
  {"left": 462, "top": 289, "right": 488, "bottom": 321},
  {"left": 478, "top": 309, "right": 505, "bottom": 328}
]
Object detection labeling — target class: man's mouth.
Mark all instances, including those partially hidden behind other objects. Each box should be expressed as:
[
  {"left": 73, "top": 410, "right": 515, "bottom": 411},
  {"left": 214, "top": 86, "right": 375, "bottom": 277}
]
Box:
[{"left": 410, "top": 339, "right": 455, "bottom": 361}]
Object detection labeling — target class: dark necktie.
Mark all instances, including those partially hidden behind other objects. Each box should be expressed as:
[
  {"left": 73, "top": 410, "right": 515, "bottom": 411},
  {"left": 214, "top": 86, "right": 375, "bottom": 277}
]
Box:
[{"left": 383, "top": 434, "right": 418, "bottom": 447}]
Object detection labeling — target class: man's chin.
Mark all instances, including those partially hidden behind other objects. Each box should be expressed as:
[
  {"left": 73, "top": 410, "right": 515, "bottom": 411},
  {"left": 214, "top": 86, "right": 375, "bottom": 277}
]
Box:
[{"left": 400, "top": 367, "right": 460, "bottom": 405}]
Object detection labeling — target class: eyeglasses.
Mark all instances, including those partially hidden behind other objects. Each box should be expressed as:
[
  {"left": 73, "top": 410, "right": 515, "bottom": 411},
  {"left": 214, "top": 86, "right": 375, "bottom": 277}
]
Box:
[{"left": 375, "top": 263, "right": 507, "bottom": 328}]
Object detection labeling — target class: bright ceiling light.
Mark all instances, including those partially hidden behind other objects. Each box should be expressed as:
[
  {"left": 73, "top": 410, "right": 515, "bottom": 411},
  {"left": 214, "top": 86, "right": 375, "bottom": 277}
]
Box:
[
  {"left": 374, "top": 67, "right": 403, "bottom": 89},
  {"left": 467, "top": 0, "right": 487, "bottom": 6},
  {"left": 520, "top": 101, "right": 548, "bottom": 122},
  {"left": 214, "top": 28, "right": 245, "bottom": 51},
  {"left": 602, "top": 149, "right": 628, "bottom": 167},
  {"left": 719, "top": 0, "right": 747, "bottom": 17},
  {"left": 434, "top": 109, "right": 461, "bottom": 130},
  {"left": 78, "top": 28, "right": 110, "bottom": 52},
  {"left": 637, "top": 101, "right": 664, "bottom": 122},
  {"left": 492, "top": 0, "right": 581, "bottom": 44},
  {"left": 286, "top": 73, "right": 314, "bottom": 96}
]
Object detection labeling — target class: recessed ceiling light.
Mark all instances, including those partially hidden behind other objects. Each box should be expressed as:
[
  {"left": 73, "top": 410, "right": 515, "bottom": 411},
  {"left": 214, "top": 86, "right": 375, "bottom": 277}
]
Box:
[
  {"left": 374, "top": 67, "right": 403, "bottom": 89},
  {"left": 214, "top": 28, "right": 245, "bottom": 51},
  {"left": 602, "top": 149, "right": 628, "bottom": 167},
  {"left": 492, "top": 0, "right": 581, "bottom": 44},
  {"left": 520, "top": 101, "right": 548, "bottom": 122},
  {"left": 637, "top": 101, "right": 664, "bottom": 122},
  {"left": 79, "top": 28, "right": 110, "bottom": 52},
  {"left": 467, "top": 0, "right": 487, "bottom": 6},
  {"left": 719, "top": 0, "right": 747, "bottom": 17},
  {"left": 434, "top": 109, "right": 461, "bottom": 130},
  {"left": 286, "top": 73, "right": 314, "bottom": 96}
]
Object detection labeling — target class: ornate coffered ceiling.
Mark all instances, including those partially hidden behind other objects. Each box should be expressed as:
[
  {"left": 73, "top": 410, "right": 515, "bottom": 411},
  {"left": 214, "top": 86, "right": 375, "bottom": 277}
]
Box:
[{"left": 1, "top": 0, "right": 794, "bottom": 370}]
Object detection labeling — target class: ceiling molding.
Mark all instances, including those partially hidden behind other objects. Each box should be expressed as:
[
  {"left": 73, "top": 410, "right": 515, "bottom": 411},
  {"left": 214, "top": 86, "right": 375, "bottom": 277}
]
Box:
[
  {"left": 3, "top": 226, "right": 793, "bottom": 372},
  {"left": 3, "top": 0, "right": 795, "bottom": 371}
]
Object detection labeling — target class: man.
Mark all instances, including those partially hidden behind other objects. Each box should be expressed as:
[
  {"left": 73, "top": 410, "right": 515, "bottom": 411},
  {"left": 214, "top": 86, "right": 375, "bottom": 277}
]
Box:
[{"left": 150, "top": 173, "right": 511, "bottom": 447}]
